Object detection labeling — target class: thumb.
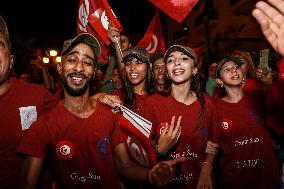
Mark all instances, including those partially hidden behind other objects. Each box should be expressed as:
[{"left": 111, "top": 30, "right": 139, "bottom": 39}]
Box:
[
  {"left": 167, "top": 156, "right": 186, "bottom": 167},
  {"left": 174, "top": 156, "right": 186, "bottom": 164}
]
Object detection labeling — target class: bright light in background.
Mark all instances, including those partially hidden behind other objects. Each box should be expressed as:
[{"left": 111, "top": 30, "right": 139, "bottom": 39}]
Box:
[
  {"left": 42, "top": 57, "right": 50, "bottom": 64},
  {"left": 49, "top": 50, "right": 58, "bottom": 57},
  {"left": 55, "top": 56, "right": 61, "bottom": 63}
]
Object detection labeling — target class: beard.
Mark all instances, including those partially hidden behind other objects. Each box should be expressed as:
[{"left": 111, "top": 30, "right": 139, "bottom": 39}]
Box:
[{"left": 62, "top": 72, "right": 91, "bottom": 97}]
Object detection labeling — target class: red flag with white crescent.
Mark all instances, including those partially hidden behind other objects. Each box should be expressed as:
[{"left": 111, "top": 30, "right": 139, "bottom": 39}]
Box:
[
  {"left": 149, "top": 0, "right": 199, "bottom": 23},
  {"left": 77, "top": 0, "right": 122, "bottom": 63},
  {"left": 137, "top": 10, "right": 166, "bottom": 56}
]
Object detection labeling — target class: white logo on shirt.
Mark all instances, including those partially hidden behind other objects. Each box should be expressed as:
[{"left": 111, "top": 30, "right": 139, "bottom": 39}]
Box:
[
  {"left": 127, "top": 136, "right": 150, "bottom": 167},
  {"left": 19, "top": 106, "right": 37, "bottom": 130},
  {"left": 222, "top": 121, "right": 229, "bottom": 130},
  {"left": 60, "top": 145, "right": 71, "bottom": 155}
]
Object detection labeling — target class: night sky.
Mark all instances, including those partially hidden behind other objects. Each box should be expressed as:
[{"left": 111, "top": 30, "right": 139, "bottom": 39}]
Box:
[
  {"left": 0, "top": 0, "right": 79, "bottom": 50},
  {"left": 0, "top": 0, "right": 157, "bottom": 51}
]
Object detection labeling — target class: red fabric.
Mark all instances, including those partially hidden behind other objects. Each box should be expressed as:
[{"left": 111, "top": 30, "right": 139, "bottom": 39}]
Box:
[
  {"left": 147, "top": 93, "right": 217, "bottom": 189},
  {"left": 137, "top": 10, "right": 166, "bottom": 56},
  {"left": 149, "top": 0, "right": 199, "bottom": 23},
  {"left": 119, "top": 116, "right": 157, "bottom": 167},
  {"left": 77, "top": 0, "right": 122, "bottom": 63},
  {"left": 0, "top": 78, "right": 57, "bottom": 189},
  {"left": 18, "top": 101, "right": 123, "bottom": 189},
  {"left": 101, "top": 0, "right": 122, "bottom": 31},
  {"left": 266, "top": 79, "right": 284, "bottom": 135},
  {"left": 277, "top": 58, "right": 284, "bottom": 80},
  {"left": 114, "top": 91, "right": 157, "bottom": 167},
  {"left": 214, "top": 92, "right": 279, "bottom": 189},
  {"left": 243, "top": 78, "right": 262, "bottom": 92}
]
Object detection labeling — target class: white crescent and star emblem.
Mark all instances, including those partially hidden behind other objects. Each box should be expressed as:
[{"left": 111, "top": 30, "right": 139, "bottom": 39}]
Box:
[
  {"left": 127, "top": 136, "right": 150, "bottom": 167},
  {"left": 78, "top": 0, "right": 90, "bottom": 32},
  {"left": 100, "top": 11, "right": 109, "bottom": 31},
  {"left": 146, "top": 34, "right": 158, "bottom": 54}
]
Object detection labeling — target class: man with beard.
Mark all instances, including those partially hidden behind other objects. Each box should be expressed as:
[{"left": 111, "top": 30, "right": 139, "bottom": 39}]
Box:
[
  {"left": 0, "top": 16, "right": 57, "bottom": 189},
  {"left": 18, "top": 33, "right": 185, "bottom": 189}
]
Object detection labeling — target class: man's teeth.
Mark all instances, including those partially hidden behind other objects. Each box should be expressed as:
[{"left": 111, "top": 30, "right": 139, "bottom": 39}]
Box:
[{"left": 71, "top": 76, "right": 83, "bottom": 82}]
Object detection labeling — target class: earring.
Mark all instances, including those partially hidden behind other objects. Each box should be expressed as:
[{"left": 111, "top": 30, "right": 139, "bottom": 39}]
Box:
[
  {"left": 221, "top": 84, "right": 224, "bottom": 88},
  {"left": 242, "top": 78, "right": 246, "bottom": 84}
]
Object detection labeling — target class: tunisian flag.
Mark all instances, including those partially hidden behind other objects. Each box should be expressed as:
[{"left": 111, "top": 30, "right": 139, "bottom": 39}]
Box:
[
  {"left": 137, "top": 10, "right": 166, "bottom": 56},
  {"left": 77, "top": 0, "right": 122, "bottom": 62},
  {"left": 149, "top": 0, "right": 199, "bottom": 23}
]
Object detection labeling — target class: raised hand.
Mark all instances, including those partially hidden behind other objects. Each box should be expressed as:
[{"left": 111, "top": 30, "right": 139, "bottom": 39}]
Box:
[
  {"left": 252, "top": 0, "right": 284, "bottom": 56},
  {"left": 108, "top": 25, "right": 121, "bottom": 45},
  {"left": 157, "top": 116, "right": 182, "bottom": 154}
]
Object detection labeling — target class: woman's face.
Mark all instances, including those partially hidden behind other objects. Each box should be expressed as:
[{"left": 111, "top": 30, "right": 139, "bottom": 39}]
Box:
[
  {"left": 218, "top": 61, "right": 243, "bottom": 87},
  {"left": 124, "top": 57, "right": 147, "bottom": 87},
  {"left": 165, "top": 51, "right": 197, "bottom": 85}
]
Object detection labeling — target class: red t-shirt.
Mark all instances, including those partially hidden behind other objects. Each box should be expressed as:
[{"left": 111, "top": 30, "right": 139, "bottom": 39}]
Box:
[
  {"left": 0, "top": 78, "right": 57, "bottom": 189},
  {"left": 214, "top": 92, "right": 279, "bottom": 189},
  {"left": 147, "top": 93, "right": 217, "bottom": 189},
  {"left": 266, "top": 79, "right": 284, "bottom": 135},
  {"left": 17, "top": 101, "right": 123, "bottom": 189}
]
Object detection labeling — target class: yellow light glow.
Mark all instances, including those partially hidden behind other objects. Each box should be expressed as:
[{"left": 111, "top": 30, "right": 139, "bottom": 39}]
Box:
[
  {"left": 55, "top": 56, "right": 62, "bottom": 63},
  {"left": 49, "top": 50, "right": 58, "bottom": 57},
  {"left": 42, "top": 57, "right": 50, "bottom": 64}
]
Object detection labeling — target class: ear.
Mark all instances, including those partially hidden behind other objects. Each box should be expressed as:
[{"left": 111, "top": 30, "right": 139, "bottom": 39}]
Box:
[
  {"left": 9, "top": 55, "right": 14, "bottom": 70},
  {"left": 216, "top": 78, "right": 223, "bottom": 85},
  {"left": 57, "top": 62, "right": 62, "bottom": 74},
  {"left": 193, "top": 67, "right": 198, "bottom": 75},
  {"left": 128, "top": 43, "right": 132, "bottom": 49}
]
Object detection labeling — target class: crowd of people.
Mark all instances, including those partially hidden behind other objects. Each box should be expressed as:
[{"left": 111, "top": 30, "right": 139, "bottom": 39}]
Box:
[{"left": 0, "top": 0, "right": 284, "bottom": 188}]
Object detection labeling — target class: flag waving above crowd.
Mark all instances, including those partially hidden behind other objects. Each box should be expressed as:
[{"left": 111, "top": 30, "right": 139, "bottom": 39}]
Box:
[
  {"left": 149, "top": 0, "right": 199, "bottom": 23},
  {"left": 137, "top": 10, "right": 166, "bottom": 56},
  {"left": 77, "top": 0, "right": 122, "bottom": 62}
]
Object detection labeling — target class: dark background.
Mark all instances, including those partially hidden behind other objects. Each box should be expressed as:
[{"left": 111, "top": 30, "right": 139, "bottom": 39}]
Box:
[{"left": 0, "top": 0, "right": 159, "bottom": 50}]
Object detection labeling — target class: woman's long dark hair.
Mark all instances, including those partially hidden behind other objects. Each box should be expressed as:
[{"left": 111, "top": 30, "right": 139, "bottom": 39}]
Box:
[
  {"left": 121, "top": 60, "right": 155, "bottom": 109},
  {"left": 190, "top": 72, "right": 205, "bottom": 128}
]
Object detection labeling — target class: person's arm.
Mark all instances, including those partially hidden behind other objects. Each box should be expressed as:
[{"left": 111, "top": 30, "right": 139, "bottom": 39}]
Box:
[
  {"left": 113, "top": 143, "right": 186, "bottom": 187},
  {"left": 108, "top": 25, "right": 124, "bottom": 71},
  {"left": 20, "top": 156, "right": 43, "bottom": 189},
  {"left": 90, "top": 92, "right": 122, "bottom": 108},
  {"left": 252, "top": 0, "right": 284, "bottom": 56},
  {"left": 196, "top": 153, "right": 215, "bottom": 189}
]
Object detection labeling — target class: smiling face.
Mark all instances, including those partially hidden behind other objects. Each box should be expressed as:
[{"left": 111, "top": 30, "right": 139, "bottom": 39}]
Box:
[
  {"left": 124, "top": 56, "right": 147, "bottom": 88},
  {"left": 165, "top": 51, "right": 197, "bottom": 85},
  {"left": 217, "top": 60, "right": 243, "bottom": 87},
  {"left": 59, "top": 43, "right": 95, "bottom": 97},
  {"left": 153, "top": 58, "right": 166, "bottom": 85}
]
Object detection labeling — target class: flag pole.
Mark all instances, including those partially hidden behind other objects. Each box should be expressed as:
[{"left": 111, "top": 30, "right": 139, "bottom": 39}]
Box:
[{"left": 114, "top": 36, "right": 123, "bottom": 58}]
